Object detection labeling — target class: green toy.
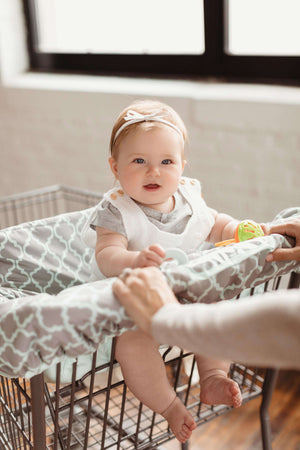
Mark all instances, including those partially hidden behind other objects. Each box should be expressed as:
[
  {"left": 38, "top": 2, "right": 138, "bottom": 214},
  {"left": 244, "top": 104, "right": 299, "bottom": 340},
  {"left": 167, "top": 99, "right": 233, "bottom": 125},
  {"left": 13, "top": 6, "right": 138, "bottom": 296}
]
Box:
[{"left": 215, "top": 220, "right": 264, "bottom": 247}]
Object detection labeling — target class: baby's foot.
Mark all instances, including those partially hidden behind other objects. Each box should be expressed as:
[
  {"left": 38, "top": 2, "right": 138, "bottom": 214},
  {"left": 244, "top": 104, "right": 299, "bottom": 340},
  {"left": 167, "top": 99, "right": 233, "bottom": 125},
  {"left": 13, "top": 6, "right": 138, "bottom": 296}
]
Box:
[
  {"left": 200, "top": 374, "right": 242, "bottom": 408},
  {"left": 161, "top": 396, "right": 196, "bottom": 443}
]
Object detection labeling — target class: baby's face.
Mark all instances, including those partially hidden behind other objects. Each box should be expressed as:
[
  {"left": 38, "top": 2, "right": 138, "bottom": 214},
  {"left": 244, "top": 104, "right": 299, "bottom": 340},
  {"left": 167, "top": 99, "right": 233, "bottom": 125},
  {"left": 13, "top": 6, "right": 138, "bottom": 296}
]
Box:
[{"left": 109, "top": 126, "right": 186, "bottom": 213}]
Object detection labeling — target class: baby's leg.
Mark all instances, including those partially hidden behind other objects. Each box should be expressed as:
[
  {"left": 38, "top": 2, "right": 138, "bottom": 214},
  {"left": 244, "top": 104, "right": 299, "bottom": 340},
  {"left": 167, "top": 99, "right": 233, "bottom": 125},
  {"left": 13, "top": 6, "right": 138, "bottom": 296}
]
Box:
[
  {"left": 115, "top": 330, "right": 196, "bottom": 443},
  {"left": 196, "top": 355, "right": 242, "bottom": 408}
]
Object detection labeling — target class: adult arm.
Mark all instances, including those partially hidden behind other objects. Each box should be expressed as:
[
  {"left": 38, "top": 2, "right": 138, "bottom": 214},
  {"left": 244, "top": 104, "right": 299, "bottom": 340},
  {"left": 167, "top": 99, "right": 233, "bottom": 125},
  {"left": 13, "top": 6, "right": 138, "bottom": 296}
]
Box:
[
  {"left": 152, "top": 290, "right": 300, "bottom": 369},
  {"left": 113, "top": 267, "right": 300, "bottom": 370}
]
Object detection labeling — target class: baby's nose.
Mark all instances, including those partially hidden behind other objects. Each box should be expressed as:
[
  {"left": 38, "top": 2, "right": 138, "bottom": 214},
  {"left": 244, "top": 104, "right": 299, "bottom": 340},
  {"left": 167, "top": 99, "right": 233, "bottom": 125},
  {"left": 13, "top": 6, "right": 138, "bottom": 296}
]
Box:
[{"left": 147, "top": 165, "right": 160, "bottom": 176}]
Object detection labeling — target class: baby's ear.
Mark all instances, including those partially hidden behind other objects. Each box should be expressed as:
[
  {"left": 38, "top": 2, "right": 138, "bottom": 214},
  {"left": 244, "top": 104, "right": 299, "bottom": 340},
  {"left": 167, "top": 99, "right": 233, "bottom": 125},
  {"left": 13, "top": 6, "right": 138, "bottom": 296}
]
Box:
[
  {"left": 181, "top": 159, "right": 187, "bottom": 173},
  {"left": 109, "top": 157, "right": 118, "bottom": 178}
]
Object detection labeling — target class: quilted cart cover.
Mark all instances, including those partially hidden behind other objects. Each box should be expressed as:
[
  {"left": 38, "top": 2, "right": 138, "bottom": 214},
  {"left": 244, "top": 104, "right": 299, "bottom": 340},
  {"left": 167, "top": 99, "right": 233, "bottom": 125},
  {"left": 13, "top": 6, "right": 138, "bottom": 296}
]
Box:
[{"left": 0, "top": 207, "right": 299, "bottom": 379}]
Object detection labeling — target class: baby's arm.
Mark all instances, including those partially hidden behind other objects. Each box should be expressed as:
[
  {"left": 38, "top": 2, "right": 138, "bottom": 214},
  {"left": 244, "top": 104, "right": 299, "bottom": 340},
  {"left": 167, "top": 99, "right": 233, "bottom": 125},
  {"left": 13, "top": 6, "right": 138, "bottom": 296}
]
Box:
[
  {"left": 207, "top": 209, "right": 240, "bottom": 244},
  {"left": 95, "top": 226, "right": 165, "bottom": 277}
]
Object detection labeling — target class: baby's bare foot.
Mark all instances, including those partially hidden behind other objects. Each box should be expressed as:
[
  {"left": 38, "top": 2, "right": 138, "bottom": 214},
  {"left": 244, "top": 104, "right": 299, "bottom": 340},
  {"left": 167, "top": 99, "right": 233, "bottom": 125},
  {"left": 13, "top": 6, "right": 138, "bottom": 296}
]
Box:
[
  {"left": 161, "top": 396, "right": 196, "bottom": 443},
  {"left": 200, "top": 374, "right": 242, "bottom": 408}
]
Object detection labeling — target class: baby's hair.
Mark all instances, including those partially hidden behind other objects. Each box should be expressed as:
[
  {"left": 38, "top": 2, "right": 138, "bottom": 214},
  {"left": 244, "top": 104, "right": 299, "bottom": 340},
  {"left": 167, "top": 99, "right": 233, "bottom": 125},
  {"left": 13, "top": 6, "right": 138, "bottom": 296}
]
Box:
[{"left": 110, "top": 100, "right": 188, "bottom": 158}]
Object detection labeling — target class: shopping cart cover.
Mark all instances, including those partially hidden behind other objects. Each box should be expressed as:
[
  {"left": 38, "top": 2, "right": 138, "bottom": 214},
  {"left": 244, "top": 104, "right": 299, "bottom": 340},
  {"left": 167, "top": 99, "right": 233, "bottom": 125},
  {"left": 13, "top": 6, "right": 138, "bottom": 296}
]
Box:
[
  {"left": 0, "top": 208, "right": 94, "bottom": 295},
  {"left": 0, "top": 207, "right": 299, "bottom": 378}
]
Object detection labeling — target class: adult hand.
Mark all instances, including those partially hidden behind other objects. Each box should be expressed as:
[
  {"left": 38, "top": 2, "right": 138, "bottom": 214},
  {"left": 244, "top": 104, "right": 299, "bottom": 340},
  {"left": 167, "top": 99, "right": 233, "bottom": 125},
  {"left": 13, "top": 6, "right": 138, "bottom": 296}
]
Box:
[
  {"left": 265, "top": 219, "right": 300, "bottom": 262},
  {"left": 113, "top": 267, "right": 178, "bottom": 334}
]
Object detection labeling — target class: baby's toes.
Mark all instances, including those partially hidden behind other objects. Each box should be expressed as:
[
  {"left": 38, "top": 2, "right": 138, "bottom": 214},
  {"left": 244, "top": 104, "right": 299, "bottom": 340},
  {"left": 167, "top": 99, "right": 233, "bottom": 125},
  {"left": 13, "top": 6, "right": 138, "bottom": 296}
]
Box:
[
  {"left": 177, "top": 432, "right": 188, "bottom": 444},
  {"left": 185, "top": 414, "right": 196, "bottom": 430},
  {"left": 230, "top": 381, "right": 240, "bottom": 395},
  {"left": 231, "top": 383, "right": 242, "bottom": 408},
  {"left": 182, "top": 424, "right": 192, "bottom": 439},
  {"left": 233, "top": 394, "right": 243, "bottom": 408}
]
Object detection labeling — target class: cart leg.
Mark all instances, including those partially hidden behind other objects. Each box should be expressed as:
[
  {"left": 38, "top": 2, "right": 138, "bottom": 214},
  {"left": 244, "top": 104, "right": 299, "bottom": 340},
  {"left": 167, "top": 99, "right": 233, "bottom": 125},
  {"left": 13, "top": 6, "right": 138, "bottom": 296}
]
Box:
[
  {"left": 260, "top": 368, "right": 278, "bottom": 450},
  {"left": 30, "top": 374, "right": 46, "bottom": 450},
  {"left": 288, "top": 272, "right": 300, "bottom": 289}
]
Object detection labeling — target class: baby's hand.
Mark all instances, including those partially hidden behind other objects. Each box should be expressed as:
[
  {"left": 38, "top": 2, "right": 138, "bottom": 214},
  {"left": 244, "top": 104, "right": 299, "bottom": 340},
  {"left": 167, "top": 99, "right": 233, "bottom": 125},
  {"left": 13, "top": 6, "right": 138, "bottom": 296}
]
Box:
[{"left": 133, "top": 244, "right": 166, "bottom": 268}]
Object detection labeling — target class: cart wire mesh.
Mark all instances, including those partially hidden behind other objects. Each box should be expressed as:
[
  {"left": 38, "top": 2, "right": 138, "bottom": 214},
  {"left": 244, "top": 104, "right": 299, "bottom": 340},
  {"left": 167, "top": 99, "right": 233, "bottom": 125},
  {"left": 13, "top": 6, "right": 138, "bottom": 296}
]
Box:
[
  {"left": 0, "top": 346, "right": 266, "bottom": 450},
  {"left": 0, "top": 185, "right": 102, "bottom": 229}
]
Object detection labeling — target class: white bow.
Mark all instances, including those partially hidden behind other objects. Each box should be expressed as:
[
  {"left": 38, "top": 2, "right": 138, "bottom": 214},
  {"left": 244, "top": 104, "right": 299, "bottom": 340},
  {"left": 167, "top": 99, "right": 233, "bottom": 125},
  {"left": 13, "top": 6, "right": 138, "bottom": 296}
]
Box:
[
  {"left": 113, "top": 110, "right": 184, "bottom": 144},
  {"left": 124, "top": 110, "right": 164, "bottom": 122}
]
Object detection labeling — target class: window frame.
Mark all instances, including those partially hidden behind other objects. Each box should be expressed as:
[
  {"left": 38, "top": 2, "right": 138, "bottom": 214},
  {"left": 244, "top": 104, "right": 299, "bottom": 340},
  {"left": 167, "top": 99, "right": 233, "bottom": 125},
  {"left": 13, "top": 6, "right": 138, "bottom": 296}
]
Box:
[{"left": 23, "top": 0, "right": 300, "bottom": 83}]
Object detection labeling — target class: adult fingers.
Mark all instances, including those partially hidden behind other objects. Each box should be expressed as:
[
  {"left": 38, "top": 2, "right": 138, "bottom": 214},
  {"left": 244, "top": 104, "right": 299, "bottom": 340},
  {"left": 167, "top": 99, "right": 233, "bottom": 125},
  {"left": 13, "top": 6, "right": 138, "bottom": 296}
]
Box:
[
  {"left": 112, "top": 278, "right": 152, "bottom": 333},
  {"left": 136, "top": 267, "right": 179, "bottom": 307},
  {"left": 113, "top": 273, "right": 149, "bottom": 300},
  {"left": 266, "top": 247, "right": 300, "bottom": 262},
  {"left": 112, "top": 278, "right": 133, "bottom": 301},
  {"left": 137, "top": 266, "right": 164, "bottom": 281},
  {"left": 268, "top": 221, "right": 299, "bottom": 238}
]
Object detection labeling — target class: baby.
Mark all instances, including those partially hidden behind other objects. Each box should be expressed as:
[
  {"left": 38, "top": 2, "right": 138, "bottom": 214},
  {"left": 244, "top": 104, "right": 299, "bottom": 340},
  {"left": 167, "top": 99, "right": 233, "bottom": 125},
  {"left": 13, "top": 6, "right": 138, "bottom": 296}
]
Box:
[{"left": 84, "top": 100, "right": 244, "bottom": 443}]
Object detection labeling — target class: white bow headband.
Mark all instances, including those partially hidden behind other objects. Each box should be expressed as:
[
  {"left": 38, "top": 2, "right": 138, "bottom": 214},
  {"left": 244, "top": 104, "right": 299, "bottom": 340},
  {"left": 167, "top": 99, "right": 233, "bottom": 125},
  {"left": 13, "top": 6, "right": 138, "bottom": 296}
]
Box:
[{"left": 113, "top": 110, "right": 184, "bottom": 144}]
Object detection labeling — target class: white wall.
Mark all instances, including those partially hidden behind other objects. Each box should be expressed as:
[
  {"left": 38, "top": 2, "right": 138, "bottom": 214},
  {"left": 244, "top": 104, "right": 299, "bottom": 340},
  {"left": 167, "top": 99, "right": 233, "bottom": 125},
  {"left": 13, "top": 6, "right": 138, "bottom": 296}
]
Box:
[{"left": 1, "top": 0, "right": 300, "bottom": 222}]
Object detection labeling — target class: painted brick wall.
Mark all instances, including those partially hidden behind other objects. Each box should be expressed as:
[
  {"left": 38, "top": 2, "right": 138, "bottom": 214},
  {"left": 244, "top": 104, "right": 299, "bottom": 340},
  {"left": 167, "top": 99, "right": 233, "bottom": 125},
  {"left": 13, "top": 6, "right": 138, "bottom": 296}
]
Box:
[{"left": 1, "top": 86, "right": 299, "bottom": 222}]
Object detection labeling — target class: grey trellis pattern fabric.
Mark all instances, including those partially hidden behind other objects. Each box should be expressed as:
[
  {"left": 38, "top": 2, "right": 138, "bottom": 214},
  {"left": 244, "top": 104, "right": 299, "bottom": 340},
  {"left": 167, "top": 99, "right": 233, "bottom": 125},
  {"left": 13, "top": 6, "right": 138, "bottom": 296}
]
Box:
[
  {"left": 165, "top": 234, "right": 299, "bottom": 303},
  {"left": 0, "top": 207, "right": 299, "bottom": 379},
  {"left": 0, "top": 208, "right": 94, "bottom": 295},
  {"left": 0, "top": 280, "right": 133, "bottom": 379}
]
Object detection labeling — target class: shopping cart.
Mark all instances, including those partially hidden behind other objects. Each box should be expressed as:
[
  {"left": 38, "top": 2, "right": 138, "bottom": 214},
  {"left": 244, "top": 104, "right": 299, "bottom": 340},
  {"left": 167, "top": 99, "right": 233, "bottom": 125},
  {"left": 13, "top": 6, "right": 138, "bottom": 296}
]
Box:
[{"left": 0, "top": 185, "right": 299, "bottom": 450}]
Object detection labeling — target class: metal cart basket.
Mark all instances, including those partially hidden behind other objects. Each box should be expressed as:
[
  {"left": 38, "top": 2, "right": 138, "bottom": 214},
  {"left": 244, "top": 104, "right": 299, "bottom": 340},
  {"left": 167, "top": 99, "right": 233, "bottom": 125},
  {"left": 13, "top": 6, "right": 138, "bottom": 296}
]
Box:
[{"left": 0, "top": 185, "right": 298, "bottom": 450}]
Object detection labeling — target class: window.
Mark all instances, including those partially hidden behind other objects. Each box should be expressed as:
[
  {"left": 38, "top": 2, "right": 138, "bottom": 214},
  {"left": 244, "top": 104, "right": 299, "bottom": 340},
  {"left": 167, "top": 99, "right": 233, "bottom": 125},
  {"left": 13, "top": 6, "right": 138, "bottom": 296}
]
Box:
[
  {"left": 34, "top": 0, "right": 205, "bottom": 55},
  {"left": 23, "top": 0, "right": 300, "bottom": 83},
  {"left": 227, "top": 0, "right": 300, "bottom": 56}
]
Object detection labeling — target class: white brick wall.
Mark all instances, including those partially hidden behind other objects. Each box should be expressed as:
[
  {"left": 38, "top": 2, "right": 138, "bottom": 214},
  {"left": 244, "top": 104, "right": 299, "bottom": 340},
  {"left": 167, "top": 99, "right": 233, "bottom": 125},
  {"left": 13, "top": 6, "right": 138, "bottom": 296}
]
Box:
[
  {"left": 186, "top": 99, "right": 300, "bottom": 220},
  {"left": 1, "top": 86, "right": 299, "bottom": 222}
]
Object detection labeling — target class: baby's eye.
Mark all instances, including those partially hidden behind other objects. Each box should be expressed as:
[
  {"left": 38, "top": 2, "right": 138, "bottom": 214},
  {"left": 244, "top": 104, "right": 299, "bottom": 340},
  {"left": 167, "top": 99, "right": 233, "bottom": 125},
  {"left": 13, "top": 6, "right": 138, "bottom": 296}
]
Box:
[
  {"left": 161, "top": 159, "right": 172, "bottom": 165},
  {"left": 133, "top": 158, "right": 145, "bottom": 164}
]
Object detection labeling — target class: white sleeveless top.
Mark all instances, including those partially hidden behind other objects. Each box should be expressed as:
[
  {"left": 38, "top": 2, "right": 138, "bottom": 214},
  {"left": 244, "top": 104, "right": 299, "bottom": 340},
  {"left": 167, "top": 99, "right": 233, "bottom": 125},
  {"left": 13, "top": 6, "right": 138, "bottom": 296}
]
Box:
[{"left": 82, "top": 177, "right": 215, "bottom": 279}]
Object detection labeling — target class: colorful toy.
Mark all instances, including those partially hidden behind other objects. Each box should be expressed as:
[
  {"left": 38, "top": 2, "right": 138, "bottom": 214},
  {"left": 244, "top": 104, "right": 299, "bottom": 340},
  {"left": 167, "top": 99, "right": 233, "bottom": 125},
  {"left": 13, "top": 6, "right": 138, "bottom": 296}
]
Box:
[{"left": 215, "top": 220, "right": 264, "bottom": 247}]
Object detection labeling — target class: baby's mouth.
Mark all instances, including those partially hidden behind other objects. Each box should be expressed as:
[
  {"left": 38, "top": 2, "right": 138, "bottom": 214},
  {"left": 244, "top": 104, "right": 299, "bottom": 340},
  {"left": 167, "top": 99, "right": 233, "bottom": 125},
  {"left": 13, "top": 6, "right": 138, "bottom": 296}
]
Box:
[{"left": 143, "top": 184, "right": 161, "bottom": 191}]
